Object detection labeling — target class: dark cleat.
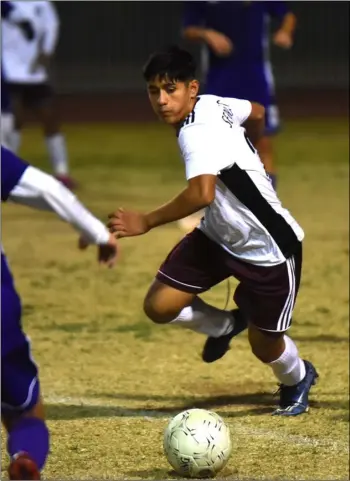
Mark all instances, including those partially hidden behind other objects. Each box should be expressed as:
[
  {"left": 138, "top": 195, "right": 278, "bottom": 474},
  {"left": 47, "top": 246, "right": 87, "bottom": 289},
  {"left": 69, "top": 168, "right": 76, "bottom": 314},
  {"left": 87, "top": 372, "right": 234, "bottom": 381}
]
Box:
[
  {"left": 272, "top": 360, "right": 319, "bottom": 416},
  {"left": 202, "top": 309, "right": 247, "bottom": 363},
  {"left": 8, "top": 452, "right": 40, "bottom": 480}
]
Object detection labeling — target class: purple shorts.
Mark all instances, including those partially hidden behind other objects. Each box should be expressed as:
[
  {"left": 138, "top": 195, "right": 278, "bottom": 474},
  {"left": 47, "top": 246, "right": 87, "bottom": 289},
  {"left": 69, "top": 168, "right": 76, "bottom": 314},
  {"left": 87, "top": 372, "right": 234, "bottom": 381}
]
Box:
[{"left": 156, "top": 229, "right": 302, "bottom": 332}]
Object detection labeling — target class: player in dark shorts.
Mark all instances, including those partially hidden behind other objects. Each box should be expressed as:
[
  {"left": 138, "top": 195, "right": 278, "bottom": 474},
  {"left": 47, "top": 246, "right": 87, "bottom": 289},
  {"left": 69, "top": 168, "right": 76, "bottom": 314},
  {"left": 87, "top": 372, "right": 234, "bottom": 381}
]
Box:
[{"left": 108, "top": 46, "right": 318, "bottom": 417}]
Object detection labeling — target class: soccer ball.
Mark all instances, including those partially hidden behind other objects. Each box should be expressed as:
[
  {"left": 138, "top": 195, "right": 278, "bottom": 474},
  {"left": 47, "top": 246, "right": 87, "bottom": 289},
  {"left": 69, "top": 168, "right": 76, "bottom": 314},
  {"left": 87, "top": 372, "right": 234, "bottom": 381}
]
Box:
[{"left": 163, "top": 408, "right": 232, "bottom": 478}]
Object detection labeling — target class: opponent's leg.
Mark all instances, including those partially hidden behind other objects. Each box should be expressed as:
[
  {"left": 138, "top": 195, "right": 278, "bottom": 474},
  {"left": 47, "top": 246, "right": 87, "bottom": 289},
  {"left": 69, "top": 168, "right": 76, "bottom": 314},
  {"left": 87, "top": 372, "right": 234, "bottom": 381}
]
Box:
[
  {"left": 32, "top": 84, "right": 76, "bottom": 189},
  {"left": 2, "top": 340, "right": 50, "bottom": 479}
]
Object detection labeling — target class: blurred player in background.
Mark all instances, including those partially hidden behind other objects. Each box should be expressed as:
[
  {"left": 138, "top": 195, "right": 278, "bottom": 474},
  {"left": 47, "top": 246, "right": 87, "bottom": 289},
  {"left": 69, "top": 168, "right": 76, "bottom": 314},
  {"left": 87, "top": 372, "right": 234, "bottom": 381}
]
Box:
[
  {"left": 179, "top": 1, "right": 296, "bottom": 231},
  {"left": 108, "top": 47, "right": 318, "bottom": 417},
  {"left": 1, "top": 1, "right": 35, "bottom": 148},
  {"left": 2, "top": 0, "right": 77, "bottom": 189},
  {"left": 1, "top": 146, "right": 117, "bottom": 479}
]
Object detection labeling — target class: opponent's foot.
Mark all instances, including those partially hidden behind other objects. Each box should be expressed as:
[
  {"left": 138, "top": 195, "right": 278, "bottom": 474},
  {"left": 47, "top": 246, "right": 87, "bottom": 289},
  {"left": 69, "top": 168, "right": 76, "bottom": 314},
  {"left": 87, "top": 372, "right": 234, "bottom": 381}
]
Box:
[
  {"left": 272, "top": 360, "right": 319, "bottom": 416},
  {"left": 55, "top": 174, "right": 78, "bottom": 190},
  {"left": 202, "top": 309, "right": 247, "bottom": 363},
  {"left": 8, "top": 452, "right": 40, "bottom": 480}
]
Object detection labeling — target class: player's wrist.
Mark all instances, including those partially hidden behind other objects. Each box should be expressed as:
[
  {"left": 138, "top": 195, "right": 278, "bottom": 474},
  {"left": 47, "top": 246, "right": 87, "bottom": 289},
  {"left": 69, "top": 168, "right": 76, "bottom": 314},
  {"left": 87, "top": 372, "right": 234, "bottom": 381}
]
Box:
[{"left": 143, "top": 212, "right": 154, "bottom": 231}]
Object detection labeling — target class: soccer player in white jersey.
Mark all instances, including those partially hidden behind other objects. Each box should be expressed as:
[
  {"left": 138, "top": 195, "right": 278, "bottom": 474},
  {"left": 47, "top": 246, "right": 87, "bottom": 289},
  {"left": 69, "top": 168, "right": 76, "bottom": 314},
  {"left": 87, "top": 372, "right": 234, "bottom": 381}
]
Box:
[
  {"left": 2, "top": 145, "right": 117, "bottom": 479},
  {"left": 2, "top": 1, "right": 76, "bottom": 189},
  {"left": 108, "top": 46, "right": 318, "bottom": 416}
]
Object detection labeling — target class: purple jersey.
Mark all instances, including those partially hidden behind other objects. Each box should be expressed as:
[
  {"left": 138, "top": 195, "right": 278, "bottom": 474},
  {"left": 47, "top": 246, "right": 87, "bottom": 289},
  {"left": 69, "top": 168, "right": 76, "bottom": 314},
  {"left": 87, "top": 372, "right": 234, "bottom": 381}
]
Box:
[
  {"left": 1, "top": 147, "right": 29, "bottom": 356},
  {"left": 2, "top": 147, "right": 28, "bottom": 286},
  {"left": 182, "top": 1, "right": 290, "bottom": 134},
  {"left": 1, "top": 146, "right": 29, "bottom": 201},
  {"left": 182, "top": 1, "right": 288, "bottom": 65}
]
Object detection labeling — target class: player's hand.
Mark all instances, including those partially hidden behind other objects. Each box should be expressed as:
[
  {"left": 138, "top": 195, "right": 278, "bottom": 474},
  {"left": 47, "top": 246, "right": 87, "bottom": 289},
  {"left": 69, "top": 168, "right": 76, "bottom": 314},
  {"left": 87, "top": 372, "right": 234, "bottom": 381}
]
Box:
[
  {"left": 273, "top": 30, "right": 293, "bottom": 49},
  {"left": 107, "top": 208, "right": 150, "bottom": 238},
  {"left": 78, "top": 234, "right": 118, "bottom": 268},
  {"left": 98, "top": 234, "right": 118, "bottom": 268},
  {"left": 204, "top": 29, "right": 233, "bottom": 56},
  {"left": 30, "top": 53, "right": 50, "bottom": 73}
]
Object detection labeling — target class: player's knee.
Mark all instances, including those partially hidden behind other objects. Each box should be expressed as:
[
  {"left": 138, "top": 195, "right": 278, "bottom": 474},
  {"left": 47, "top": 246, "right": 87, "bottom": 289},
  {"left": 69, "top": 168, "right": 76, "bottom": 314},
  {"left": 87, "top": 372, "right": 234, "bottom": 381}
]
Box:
[
  {"left": 143, "top": 295, "right": 177, "bottom": 324},
  {"left": 248, "top": 325, "right": 284, "bottom": 362},
  {"left": 42, "top": 120, "right": 60, "bottom": 137}
]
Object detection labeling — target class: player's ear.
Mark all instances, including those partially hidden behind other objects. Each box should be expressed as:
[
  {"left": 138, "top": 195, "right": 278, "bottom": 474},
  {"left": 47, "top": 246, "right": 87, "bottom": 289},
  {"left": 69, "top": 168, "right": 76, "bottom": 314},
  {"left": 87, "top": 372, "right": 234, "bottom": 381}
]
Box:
[{"left": 189, "top": 80, "right": 200, "bottom": 99}]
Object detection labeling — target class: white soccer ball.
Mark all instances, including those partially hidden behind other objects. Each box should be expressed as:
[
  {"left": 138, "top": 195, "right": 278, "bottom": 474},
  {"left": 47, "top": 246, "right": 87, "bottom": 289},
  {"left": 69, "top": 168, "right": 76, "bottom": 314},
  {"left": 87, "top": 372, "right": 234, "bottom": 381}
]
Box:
[{"left": 163, "top": 408, "right": 232, "bottom": 478}]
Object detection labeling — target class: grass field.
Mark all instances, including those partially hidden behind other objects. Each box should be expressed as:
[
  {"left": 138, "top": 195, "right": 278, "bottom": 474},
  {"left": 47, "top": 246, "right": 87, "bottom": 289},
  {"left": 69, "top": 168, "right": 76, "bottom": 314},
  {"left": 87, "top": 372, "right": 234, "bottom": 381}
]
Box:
[{"left": 1, "top": 119, "right": 349, "bottom": 480}]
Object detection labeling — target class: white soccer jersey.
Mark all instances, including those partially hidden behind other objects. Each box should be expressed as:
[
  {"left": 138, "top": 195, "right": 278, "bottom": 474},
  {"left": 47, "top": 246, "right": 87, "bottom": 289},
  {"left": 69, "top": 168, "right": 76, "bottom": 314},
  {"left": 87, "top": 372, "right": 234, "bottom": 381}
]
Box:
[
  {"left": 2, "top": 1, "right": 59, "bottom": 83},
  {"left": 177, "top": 94, "right": 304, "bottom": 267}
]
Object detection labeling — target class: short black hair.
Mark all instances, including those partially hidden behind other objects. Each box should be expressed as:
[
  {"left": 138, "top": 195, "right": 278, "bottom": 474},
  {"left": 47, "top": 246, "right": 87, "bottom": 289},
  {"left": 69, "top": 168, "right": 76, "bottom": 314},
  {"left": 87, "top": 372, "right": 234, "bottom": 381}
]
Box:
[{"left": 143, "top": 46, "right": 197, "bottom": 83}]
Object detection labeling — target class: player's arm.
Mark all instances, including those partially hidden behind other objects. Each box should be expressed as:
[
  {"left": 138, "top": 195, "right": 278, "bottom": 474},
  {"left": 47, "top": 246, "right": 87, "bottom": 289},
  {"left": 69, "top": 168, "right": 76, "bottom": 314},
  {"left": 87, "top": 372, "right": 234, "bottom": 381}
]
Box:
[
  {"left": 2, "top": 147, "right": 117, "bottom": 266},
  {"left": 146, "top": 175, "right": 216, "bottom": 229},
  {"left": 266, "top": 2, "right": 297, "bottom": 49},
  {"left": 40, "top": 1, "right": 59, "bottom": 57},
  {"left": 32, "top": 1, "right": 59, "bottom": 71},
  {"left": 225, "top": 97, "right": 265, "bottom": 147},
  {"left": 108, "top": 175, "right": 216, "bottom": 238},
  {"left": 242, "top": 103, "right": 265, "bottom": 147},
  {"left": 181, "top": 2, "right": 232, "bottom": 56},
  {"left": 107, "top": 124, "right": 217, "bottom": 237}
]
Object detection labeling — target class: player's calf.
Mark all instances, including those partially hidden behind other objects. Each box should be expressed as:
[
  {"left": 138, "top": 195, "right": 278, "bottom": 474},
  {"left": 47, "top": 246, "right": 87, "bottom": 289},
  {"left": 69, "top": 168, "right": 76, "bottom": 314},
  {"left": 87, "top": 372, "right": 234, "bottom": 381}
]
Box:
[
  {"left": 2, "top": 339, "right": 50, "bottom": 478},
  {"left": 4, "top": 399, "right": 49, "bottom": 480},
  {"left": 248, "top": 325, "right": 318, "bottom": 415}
]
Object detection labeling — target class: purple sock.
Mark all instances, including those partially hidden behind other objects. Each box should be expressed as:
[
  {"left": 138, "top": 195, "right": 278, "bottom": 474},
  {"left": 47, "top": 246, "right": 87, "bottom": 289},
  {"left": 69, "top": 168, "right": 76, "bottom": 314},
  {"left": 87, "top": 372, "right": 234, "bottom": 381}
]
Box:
[{"left": 7, "top": 417, "right": 50, "bottom": 470}]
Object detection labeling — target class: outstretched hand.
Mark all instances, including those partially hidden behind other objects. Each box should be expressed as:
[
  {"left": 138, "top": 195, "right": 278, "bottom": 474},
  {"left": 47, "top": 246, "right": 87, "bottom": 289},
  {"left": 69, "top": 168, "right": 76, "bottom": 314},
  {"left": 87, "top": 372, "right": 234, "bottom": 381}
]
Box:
[{"left": 107, "top": 208, "right": 150, "bottom": 239}]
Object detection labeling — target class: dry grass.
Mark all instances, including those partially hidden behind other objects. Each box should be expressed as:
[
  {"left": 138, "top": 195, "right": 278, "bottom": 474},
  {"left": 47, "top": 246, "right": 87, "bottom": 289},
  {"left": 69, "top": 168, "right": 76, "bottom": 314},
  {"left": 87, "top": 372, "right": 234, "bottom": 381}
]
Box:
[{"left": 1, "top": 119, "right": 349, "bottom": 479}]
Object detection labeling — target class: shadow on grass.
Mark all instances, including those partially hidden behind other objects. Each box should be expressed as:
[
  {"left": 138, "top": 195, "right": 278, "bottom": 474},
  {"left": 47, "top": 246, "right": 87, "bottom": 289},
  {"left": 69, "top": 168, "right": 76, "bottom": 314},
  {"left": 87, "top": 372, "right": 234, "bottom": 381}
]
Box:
[{"left": 46, "top": 389, "right": 344, "bottom": 421}]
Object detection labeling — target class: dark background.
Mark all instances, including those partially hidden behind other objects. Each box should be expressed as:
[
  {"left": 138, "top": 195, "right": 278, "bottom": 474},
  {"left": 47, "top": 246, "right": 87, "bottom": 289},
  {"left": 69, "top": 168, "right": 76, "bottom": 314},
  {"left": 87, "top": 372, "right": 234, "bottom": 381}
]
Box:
[{"left": 50, "top": 1, "right": 349, "bottom": 121}]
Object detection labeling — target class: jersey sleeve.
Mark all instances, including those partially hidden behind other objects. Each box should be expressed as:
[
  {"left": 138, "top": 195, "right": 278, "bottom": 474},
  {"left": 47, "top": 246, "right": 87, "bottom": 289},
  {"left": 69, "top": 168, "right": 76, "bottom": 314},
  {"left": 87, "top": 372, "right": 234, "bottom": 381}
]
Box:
[
  {"left": 9, "top": 166, "right": 110, "bottom": 245},
  {"left": 179, "top": 123, "right": 223, "bottom": 180},
  {"left": 224, "top": 98, "right": 252, "bottom": 125},
  {"left": 182, "top": 1, "right": 206, "bottom": 28},
  {"left": 1, "top": 146, "right": 29, "bottom": 201}
]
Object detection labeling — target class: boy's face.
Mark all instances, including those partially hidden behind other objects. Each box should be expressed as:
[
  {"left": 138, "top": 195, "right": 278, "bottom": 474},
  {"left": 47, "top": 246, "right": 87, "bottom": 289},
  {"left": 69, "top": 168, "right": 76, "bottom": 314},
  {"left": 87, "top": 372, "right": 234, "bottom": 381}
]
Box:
[{"left": 147, "top": 76, "right": 199, "bottom": 125}]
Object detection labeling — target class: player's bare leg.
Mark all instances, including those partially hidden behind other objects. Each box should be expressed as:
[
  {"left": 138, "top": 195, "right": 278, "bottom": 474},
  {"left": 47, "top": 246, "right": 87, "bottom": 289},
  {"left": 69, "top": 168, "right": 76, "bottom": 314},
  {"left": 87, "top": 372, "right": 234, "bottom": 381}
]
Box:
[
  {"left": 10, "top": 95, "right": 25, "bottom": 154},
  {"left": 143, "top": 279, "right": 246, "bottom": 342},
  {"left": 256, "top": 135, "right": 276, "bottom": 190},
  {"left": 2, "top": 395, "right": 49, "bottom": 480},
  {"left": 248, "top": 324, "right": 318, "bottom": 415},
  {"left": 35, "top": 98, "right": 77, "bottom": 190}
]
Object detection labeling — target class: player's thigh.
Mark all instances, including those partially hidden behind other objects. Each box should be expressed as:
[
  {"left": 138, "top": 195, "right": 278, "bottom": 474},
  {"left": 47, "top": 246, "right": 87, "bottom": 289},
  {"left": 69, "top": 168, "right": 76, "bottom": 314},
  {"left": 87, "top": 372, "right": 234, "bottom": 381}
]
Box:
[
  {"left": 7, "top": 83, "right": 26, "bottom": 126},
  {"left": 233, "top": 242, "right": 303, "bottom": 332},
  {"left": 145, "top": 229, "right": 232, "bottom": 320}
]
